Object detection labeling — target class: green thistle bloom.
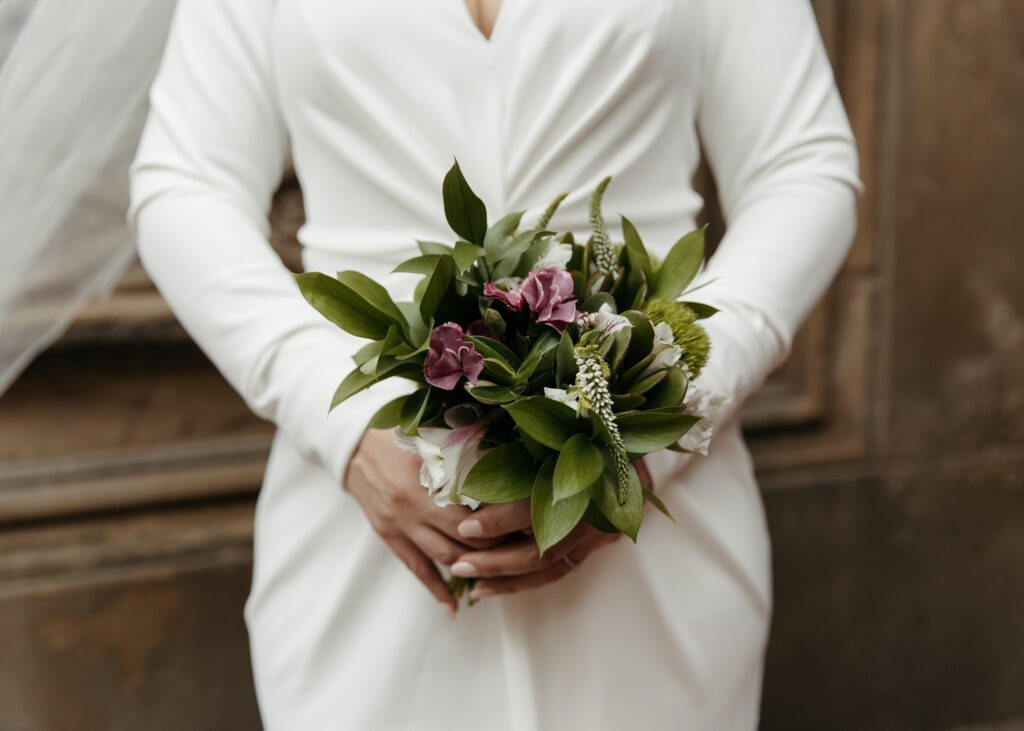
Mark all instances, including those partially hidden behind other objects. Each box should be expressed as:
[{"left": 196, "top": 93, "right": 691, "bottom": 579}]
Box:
[
  {"left": 574, "top": 345, "right": 631, "bottom": 505},
  {"left": 589, "top": 177, "right": 618, "bottom": 278},
  {"left": 642, "top": 298, "right": 712, "bottom": 378}
]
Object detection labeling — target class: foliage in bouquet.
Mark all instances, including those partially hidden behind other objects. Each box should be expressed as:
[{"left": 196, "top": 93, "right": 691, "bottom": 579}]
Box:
[{"left": 296, "top": 161, "right": 719, "bottom": 555}]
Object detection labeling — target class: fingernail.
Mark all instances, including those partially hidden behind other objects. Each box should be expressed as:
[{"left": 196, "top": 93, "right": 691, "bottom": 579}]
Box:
[
  {"left": 470, "top": 586, "right": 495, "bottom": 600},
  {"left": 444, "top": 604, "right": 457, "bottom": 620},
  {"left": 450, "top": 561, "right": 477, "bottom": 577},
  {"left": 458, "top": 519, "right": 483, "bottom": 538}
]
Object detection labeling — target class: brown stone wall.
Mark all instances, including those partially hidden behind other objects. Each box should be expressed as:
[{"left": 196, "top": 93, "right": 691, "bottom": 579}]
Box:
[{"left": 0, "top": 2, "right": 1021, "bottom": 729}]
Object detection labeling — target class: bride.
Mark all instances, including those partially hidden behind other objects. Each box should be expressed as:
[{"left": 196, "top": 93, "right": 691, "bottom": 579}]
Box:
[{"left": 129, "top": 0, "right": 861, "bottom": 728}]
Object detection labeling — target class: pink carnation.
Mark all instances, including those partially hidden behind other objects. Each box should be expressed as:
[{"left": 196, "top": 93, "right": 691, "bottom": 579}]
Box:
[
  {"left": 521, "top": 267, "right": 581, "bottom": 333},
  {"left": 483, "top": 279, "right": 523, "bottom": 310},
  {"left": 424, "top": 323, "right": 484, "bottom": 390}
]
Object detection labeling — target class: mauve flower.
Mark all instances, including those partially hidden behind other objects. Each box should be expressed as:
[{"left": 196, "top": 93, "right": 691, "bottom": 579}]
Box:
[
  {"left": 424, "top": 322, "right": 484, "bottom": 390},
  {"left": 483, "top": 277, "right": 523, "bottom": 310},
  {"left": 521, "top": 267, "right": 580, "bottom": 333},
  {"left": 466, "top": 318, "right": 498, "bottom": 339}
]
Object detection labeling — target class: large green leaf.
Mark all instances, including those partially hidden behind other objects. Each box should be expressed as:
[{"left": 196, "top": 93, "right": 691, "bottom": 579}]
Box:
[
  {"left": 460, "top": 443, "right": 537, "bottom": 503},
  {"left": 417, "top": 240, "right": 454, "bottom": 256},
  {"left": 330, "top": 367, "right": 377, "bottom": 411},
  {"left": 392, "top": 254, "right": 442, "bottom": 276},
  {"left": 454, "top": 240, "right": 485, "bottom": 273},
  {"left": 583, "top": 501, "right": 619, "bottom": 533},
  {"left": 465, "top": 382, "right": 519, "bottom": 404},
  {"left": 642, "top": 486, "right": 676, "bottom": 523},
  {"left": 621, "top": 310, "right": 654, "bottom": 368},
  {"left": 618, "top": 411, "right": 700, "bottom": 453},
  {"left": 367, "top": 393, "right": 413, "bottom": 429},
  {"left": 553, "top": 434, "right": 604, "bottom": 501},
  {"left": 483, "top": 211, "right": 525, "bottom": 263},
  {"left": 443, "top": 160, "right": 488, "bottom": 245},
  {"left": 503, "top": 396, "right": 580, "bottom": 449},
  {"left": 294, "top": 272, "right": 390, "bottom": 340},
  {"left": 419, "top": 255, "right": 456, "bottom": 324},
  {"left": 531, "top": 457, "right": 590, "bottom": 556},
  {"left": 621, "top": 216, "right": 651, "bottom": 276},
  {"left": 643, "top": 365, "right": 688, "bottom": 409},
  {"left": 335, "top": 270, "right": 409, "bottom": 339},
  {"left": 651, "top": 226, "right": 706, "bottom": 301},
  {"left": 681, "top": 301, "right": 719, "bottom": 320},
  {"left": 514, "top": 330, "right": 558, "bottom": 383},
  {"left": 555, "top": 330, "right": 577, "bottom": 386},
  {"left": 468, "top": 335, "right": 521, "bottom": 370},
  {"left": 589, "top": 454, "right": 643, "bottom": 541}
]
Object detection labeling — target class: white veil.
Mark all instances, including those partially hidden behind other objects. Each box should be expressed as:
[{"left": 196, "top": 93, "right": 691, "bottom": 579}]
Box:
[{"left": 0, "top": 0, "right": 177, "bottom": 396}]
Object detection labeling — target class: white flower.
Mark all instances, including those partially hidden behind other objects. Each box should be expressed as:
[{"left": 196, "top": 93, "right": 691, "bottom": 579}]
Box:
[
  {"left": 678, "top": 386, "right": 731, "bottom": 455},
  {"left": 531, "top": 238, "right": 573, "bottom": 271},
  {"left": 579, "top": 302, "right": 631, "bottom": 334},
  {"left": 638, "top": 321, "right": 682, "bottom": 378},
  {"left": 393, "top": 422, "right": 486, "bottom": 508},
  {"left": 543, "top": 386, "right": 588, "bottom": 417}
]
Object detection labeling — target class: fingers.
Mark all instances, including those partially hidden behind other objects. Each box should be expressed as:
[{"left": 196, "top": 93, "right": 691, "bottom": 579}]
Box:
[
  {"left": 388, "top": 534, "right": 457, "bottom": 617},
  {"left": 452, "top": 522, "right": 622, "bottom": 580},
  {"left": 455, "top": 500, "right": 532, "bottom": 540},
  {"left": 409, "top": 525, "right": 469, "bottom": 567},
  {"left": 469, "top": 559, "right": 573, "bottom": 600}
]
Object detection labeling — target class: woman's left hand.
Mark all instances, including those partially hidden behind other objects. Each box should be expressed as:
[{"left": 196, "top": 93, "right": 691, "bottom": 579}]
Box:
[{"left": 449, "top": 459, "right": 653, "bottom": 600}]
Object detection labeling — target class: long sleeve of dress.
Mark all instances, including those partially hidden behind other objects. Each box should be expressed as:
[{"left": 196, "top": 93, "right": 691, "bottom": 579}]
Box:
[
  {"left": 127, "top": 0, "right": 406, "bottom": 487},
  {"left": 687, "top": 0, "right": 863, "bottom": 428}
]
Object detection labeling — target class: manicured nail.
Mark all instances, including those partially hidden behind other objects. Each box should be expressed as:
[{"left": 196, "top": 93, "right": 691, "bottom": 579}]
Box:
[
  {"left": 458, "top": 519, "right": 483, "bottom": 538},
  {"left": 470, "top": 586, "right": 495, "bottom": 600},
  {"left": 450, "top": 561, "right": 477, "bottom": 577}
]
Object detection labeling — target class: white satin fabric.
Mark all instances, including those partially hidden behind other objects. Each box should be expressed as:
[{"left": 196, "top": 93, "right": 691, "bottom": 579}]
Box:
[{"left": 128, "top": 1, "right": 861, "bottom": 728}]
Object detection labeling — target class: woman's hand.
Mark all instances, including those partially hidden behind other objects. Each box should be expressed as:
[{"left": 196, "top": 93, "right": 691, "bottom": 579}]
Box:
[
  {"left": 448, "top": 459, "right": 653, "bottom": 601},
  {"left": 345, "top": 428, "right": 499, "bottom": 616}
]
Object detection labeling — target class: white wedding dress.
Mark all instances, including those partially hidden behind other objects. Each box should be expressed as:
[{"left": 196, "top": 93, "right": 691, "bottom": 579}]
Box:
[{"left": 129, "top": 1, "right": 860, "bottom": 728}]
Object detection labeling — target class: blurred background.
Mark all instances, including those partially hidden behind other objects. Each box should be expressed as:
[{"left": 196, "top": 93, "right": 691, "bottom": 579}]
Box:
[{"left": 0, "top": 1, "right": 1022, "bottom": 729}]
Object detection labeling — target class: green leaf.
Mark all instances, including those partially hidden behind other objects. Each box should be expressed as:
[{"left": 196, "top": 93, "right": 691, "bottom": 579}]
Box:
[
  {"left": 396, "top": 302, "right": 430, "bottom": 348},
  {"left": 514, "top": 330, "right": 558, "bottom": 383},
  {"left": 556, "top": 331, "right": 577, "bottom": 386},
  {"left": 483, "top": 308, "right": 507, "bottom": 336},
  {"left": 621, "top": 310, "right": 654, "bottom": 368},
  {"left": 503, "top": 396, "right": 580, "bottom": 449},
  {"left": 330, "top": 367, "right": 377, "bottom": 411},
  {"left": 532, "top": 457, "right": 590, "bottom": 556},
  {"left": 681, "top": 301, "right": 719, "bottom": 320},
  {"left": 460, "top": 443, "right": 537, "bottom": 503},
  {"left": 399, "top": 387, "right": 432, "bottom": 436},
  {"left": 651, "top": 225, "right": 706, "bottom": 301},
  {"left": 623, "top": 368, "right": 668, "bottom": 396},
  {"left": 468, "top": 335, "right": 521, "bottom": 370},
  {"left": 367, "top": 393, "right": 413, "bottom": 429},
  {"left": 553, "top": 434, "right": 604, "bottom": 501},
  {"left": 610, "top": 393, "right": 646, "bottom": 411},
  {"left": 589, "top": 454, "right": 643, "bottom": 541},
  {"left": 642, "top": 486, "right": 676, "bottom": 522},
  {"left": 419, "top": 255, "right": 456, "bottom": 324},
  {"left": 392, "top": 254, "right": 442, "bottom": 276},
  {"left": 621, "top": 216, "right": 651, "bottom": 276},
  {"left": 454, "top": 240, "right": 485, "bottom": 273},
  {"left": 583, "top": 501, "right": 620, "bottom": 533},
  {"left": 443, "top": 160, "right": 488, "bottom": 245},
  {"left": 294, "top": 272, "right": 390, "bottom": 340},
  {"left": 465, "top": 383, "right": 518, "bottom": 404},
  {"left": 482, "top": 357, "right": 517, "bottom": 383},
  {"left": 483, "top": 211, "right": 525, "bottom": 263},
  {"left": 617, "top": 411, "right": 701, "bottom": 453},
  {"left": 496, "top": 229, "right": 544, "bottom": 263},
  {"left": 581, "top": 291, "right": 616, "bottom": 314},
  {"left": 417, "top": 240, "right": 454, "bottom": 256},
  {"left": 643, "top": 365, "right": 688, "bottom": 409}
]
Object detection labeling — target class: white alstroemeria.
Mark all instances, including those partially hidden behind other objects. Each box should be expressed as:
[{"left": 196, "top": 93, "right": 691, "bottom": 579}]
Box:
[
  {"left": 639, "top": 321, "right": 682, "bottom": 378},
  {"left": 578, "top": 302, "right": 631, "bottom": 334},
  {"left": 531, "top": 237, "right": 573, "bottom": 271},
  {"left": 543, "top": 386, "right": 588, "bottom": 417},
  {"left": 678, "top": 386, "right": 731, "bottom": 455},
  {"left": 393, "top": 421, "right": 486, "bottom": 508}
]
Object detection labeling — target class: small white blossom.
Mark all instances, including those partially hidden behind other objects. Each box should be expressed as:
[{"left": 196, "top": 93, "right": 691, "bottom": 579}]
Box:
[
  {"left": 678, "top": 386, "right": 731, "bottom": 455},
  {"left": 532, "top": 238, "right": 573, "bottom": 271},
  {"left": 394, "top": 423, "right": 485, "bottom": 508},
  {"left": 579, "top": 302, "right": 631, "bottom": 335}
]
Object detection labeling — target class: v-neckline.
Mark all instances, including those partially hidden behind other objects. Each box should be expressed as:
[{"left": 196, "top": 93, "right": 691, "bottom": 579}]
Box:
[{"left": 459, "top": 0, "right": 507, "bottom": 44}]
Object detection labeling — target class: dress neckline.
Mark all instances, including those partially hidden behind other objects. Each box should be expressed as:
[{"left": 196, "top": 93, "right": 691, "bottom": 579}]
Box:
[{"left": 457, "top": 0, "right": 508, "bottom": 44}]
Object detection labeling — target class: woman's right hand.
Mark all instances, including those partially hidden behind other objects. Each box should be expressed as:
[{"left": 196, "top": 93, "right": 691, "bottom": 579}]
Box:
[{"left": 344, "top": 428, "right": 498, "bottom": 616}]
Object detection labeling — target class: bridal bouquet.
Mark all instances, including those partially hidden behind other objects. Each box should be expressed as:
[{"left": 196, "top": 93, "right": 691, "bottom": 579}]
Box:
[{"left": 296, "top": 161, "right": 720, "bottom": 560}]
